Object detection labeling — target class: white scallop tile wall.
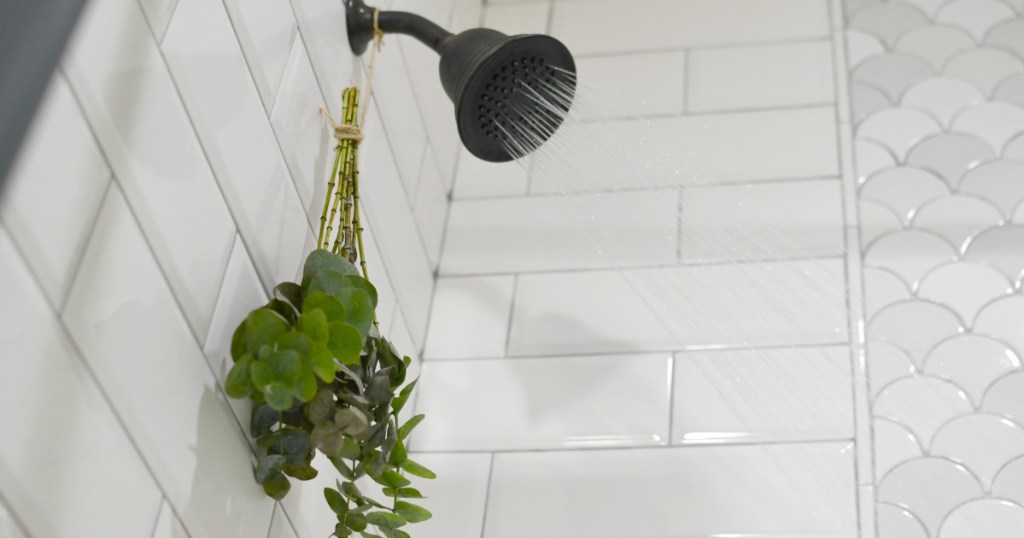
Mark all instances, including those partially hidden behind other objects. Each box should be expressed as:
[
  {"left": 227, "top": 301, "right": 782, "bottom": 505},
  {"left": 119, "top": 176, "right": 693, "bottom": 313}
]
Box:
[{"left": 848, "top": 1, "right": 1024, "bottom": 534}]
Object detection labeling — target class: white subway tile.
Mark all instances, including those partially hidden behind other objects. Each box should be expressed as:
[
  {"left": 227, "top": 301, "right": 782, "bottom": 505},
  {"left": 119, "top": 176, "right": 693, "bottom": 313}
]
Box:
[
  {"left": 271, "top": 37, "right": 334, "bottom": 230},
  {"left": 674, "top": 347, "right": 854, "bottom": 444},
  {"left": 0, "top": 227, "right": 162, "bottom": 538},
  {"left": 405, "top": 453, "right": 491, "bottom": 538},
  {"left": 221, "top": 0, "right": 297, "bottom": 112},
  {"left": 483, "top": 2, "right": 551, "bottom": 35},
  {"left": 424, "top": 276, "right": 515, "bottom": 360},
  {"left": 679, "top": 179, "right": 845, "bottom": 263},
  {"left": 413, "top": 152, "right": 450, "bottom": 267},
  {"left": 416, "top": 353, "right": 671, "bottom": 451},
  {"left": 627, "top": 259, "right": 849, "bottom": 348},
  {"left": 163, "top": 0, "right": 311, "bottom": 289},
  {"left": 452, "top": 147, "right": 530, "bottom": 199},
  {"left": 151, "top": 501, "right": 190, "bottom": 538},
  {"left": 1, "top": 74, "right": 110, "bottom": 308},
  {"left": 441, "top": 190, "right": 679, "bottom": 274},
  {"left": 529, "top": 108, "right": 839, "bottom": 194},
  {"left": 62, "top": 188, "right": 275, "bottom": 537},
  {"left": 485, "top": 443, "right": 856, "bottom": 538},
  {"left": 359, "top": 223, "right": 399, "bottom": 332},
  {"left": 62, "top": 0, "right": 236, "bottom": 340},
  {"left": 139, "top": 0, "right": 179, "bottom": 42},
  {"left": 288, "top": 0, "right": 356, "bottom": 115},
  {"left": 361, "top": 105, "right": 436, "bottom": 348},
  {"left": 0, "top": 497, "right": 27, "bottom": 538},
  {"left": 203, "top": 236, "right": 266, "bottom": 429},
  {"left": 688, "top": 41, "right": 835, "bottom": 112},
  {"left": 280, "top": 453, "right": 344, "bottom": 538},
  {"left": 508, "top": 270, "right": 680, "bottom": 356},
  {"left": 367, "top": 48, "right": 428, "bottom": 198},
  {"left": 551, "top": 0, "right": 830, "bottom": 55},
  {"left": 575, "top": 52, "right": 686, "bottom": 119}
]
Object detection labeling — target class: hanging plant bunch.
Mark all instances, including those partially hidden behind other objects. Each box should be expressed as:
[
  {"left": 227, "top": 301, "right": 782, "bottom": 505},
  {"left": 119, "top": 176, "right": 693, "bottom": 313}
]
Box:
[{"left": 223, "top": 87, "right": 433, "bottom": 538}]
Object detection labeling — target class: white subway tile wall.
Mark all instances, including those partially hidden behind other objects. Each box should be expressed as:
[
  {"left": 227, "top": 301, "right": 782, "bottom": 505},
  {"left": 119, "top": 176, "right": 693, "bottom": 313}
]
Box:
[{"left": 1, "top": 0, "right": 466, "bottom": 535}]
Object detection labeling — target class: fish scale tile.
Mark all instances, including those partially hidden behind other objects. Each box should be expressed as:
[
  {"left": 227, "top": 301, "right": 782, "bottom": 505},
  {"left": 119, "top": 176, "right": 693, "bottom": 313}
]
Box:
[{"left": 846, "top": 1, "right": 1024, "bottom": 535}]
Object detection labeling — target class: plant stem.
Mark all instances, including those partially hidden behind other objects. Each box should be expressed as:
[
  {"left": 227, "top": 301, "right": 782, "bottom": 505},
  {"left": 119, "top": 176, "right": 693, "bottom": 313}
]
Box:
[{"left": 319, "top": 144, "right": 342, "bottom": 249}]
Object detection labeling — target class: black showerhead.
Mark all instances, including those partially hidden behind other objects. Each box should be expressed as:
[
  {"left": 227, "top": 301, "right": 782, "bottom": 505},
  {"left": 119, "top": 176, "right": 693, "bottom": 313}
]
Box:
[{"left": 344, "top": 0, "right": 577, "bottom": 163}]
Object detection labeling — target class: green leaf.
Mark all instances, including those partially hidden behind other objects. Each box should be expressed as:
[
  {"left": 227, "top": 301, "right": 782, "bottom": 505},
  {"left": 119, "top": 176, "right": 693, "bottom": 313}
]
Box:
[
  {"left": 332, "top": 457, "right": 355, "bottom": 480},
  {"left": 250, "top": 404, "right": 278, "bottom": 438},
  {"left": 303, "top": 291, "right": 347, "bottom": 323},
  {"left": 260, "top": 429, "right": 311, "bottom": 465},
  {"left": 339, "top": 435, "right": 362, "bottom": 460},
  {"left": 274, "top": 282, "right": 304, "bottom": 311},
  {"left": 397, "top": 415, "right": 425, "bottom": 441},
  {"left": 296, "top": 370, "right": 318, "bottom": 402},
  {"left": 311, "top": 345, "right": 337, "bottom": 383},
  {"left": 267, "top": 298, "right": 298, "bottom": 325},
  {"left": 388, "top": 438, "right": 407, "bottom": 467},
  {"left": 311, "top": 422, "right": 345, "bottom": 458},
  {"left": 250, "top": 360, "right": 272, "bottom": 389},
  {"left": 341, "top": 275, "right": 378, "bottom": 309},
  {"left": 266, "top": 349, "right": 302, "bottom": 385},
  {"left": 391, "top": 378, "right": 418, "bottom": 415},
  {"left": 366, "top": 511, "right": 406, "bottom": 530},
  {"left": 324, "top": 487, "right": 348, "bottom": 515},
  {"left": 338, "top": 288, "right": 374, "bottom": 341},
  {"left": 381, "top": 530, "right": 410, "bottom": 538},
  {"left": 245, "top": 308, "right": 290, "bottom": 354},
  {"left": 224, "top": 354, "right": 255, "bottom": 398},
  {"left": 307, "top": 389, "right": 336, "bottom": 423},
  {"left": 335, "top": 407, "right": 370, "bottom": 438},
  {"left": 381, "top": 487, "right": 425, "bottom": 499},
  {"left": 366, "top": 370, "right": 393, "bottom": 407},
  {"left": 304, "top": 249, "right": 359, "bottom": 283},
  {"left": 372, "top": 469, "right": 410, "bottom": 489},
  {"left": 394, "top": 501, "right": 432, "bottom": 523},
  {"left": 336, "top": 524, "right": 353, "bottom": 538},
  {"left": 274, "top": 330, "right": 312, "bottom": 357},
  {"left": 346, "top": 511, "right": 368, "bottom": 532},
  {"left": 262, "top": 471, "right": 291, "bottom": 500},
  {"left": 400, "top": 459, "right": 436, "bottom": 479},
  {"left": 341, "top": 481, "right": 363, "bottom": 501},
  {"left": 282, "top": 463, "right": 318, "bottom": 480},
  {"left": 265, "top": 382, "right": 294, "bottom": 411},
  {"left": 297, "top": 309, "right": 330, "bottom": 345},
  {"left": 360, "top": 533, "right": 384, "bottom": 538},
  {"left": 328, "top": 322, "right": 363, "bottom": 365},
  {"left": 255, "top": 454, "right": 286, "bottom": 484},
  {"left": 230, "top": 321, "right": 248, "bottom": 362}
]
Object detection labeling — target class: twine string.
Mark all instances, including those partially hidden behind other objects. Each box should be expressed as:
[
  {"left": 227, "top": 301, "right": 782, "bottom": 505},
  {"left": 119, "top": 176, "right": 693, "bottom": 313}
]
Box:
[{"left": 319, "top": 8, "right": 384, "bottom": 142}]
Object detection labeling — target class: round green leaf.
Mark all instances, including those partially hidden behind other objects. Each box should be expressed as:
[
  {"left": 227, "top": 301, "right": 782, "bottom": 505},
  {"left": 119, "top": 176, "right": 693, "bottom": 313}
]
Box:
[
  {"left": 262, "top": 471, "right": 291, "bottom": 500},
  {"left": 255, "top": 454, "right": 285, "bottom": 484},
  {"left": 274, "top": 282, "right": 303, "bottom": 311},
  {"left": 366, "top": 511, "right": 406, "bottom": 530},
  {"left": 303, "top": 291, "right": 347, "bottom": 323},
  {"left": 310, "top": 344, "right": 337, "bottom": 383},
  {"left": 394, "top": 501, "right": 432, "bottom": 524},
  {"left": 224, "top": 354, "right": 254, "bottom": 399},
  {"left": 336, "top": 288, "right": 374, "bottom": 341},
  {"left": 245, "top": 308, "right": 290, "bottom": 354},
  {"left": 265, "top": 382, "right": 294, "bottom": 411},
  {"left": 250, "top": 404, "right": 278, "bottom": 438},
  {"left": 346, "top": 511, "right": 367, "bottom": 532},
  {"left": 282, "top": 463, "right": 318, "bottom": 481},
  {"left": 274, "top": 331, "right": 312, "bottom": 358},
  {"left": 296, "top": 370, "right": 318, "bottom": 402},
  {"left": 267, "top": 299, "right": 298, "bottom": 325},
  {"left": 328, "top": 322, "right": 363, "bottom": 365},
  {"left": 303, "top": 249, "right": 359, "bottom": 283},
  {"left": 230, "top": 321, "right": 248, "bottom": 362},
  {"left": 324, "top": 487, "right": 347, "bottom": 515},
  {"left": 250, "top": 360, "right": 272, "bottom": 389},
  {"left": 341, "top": 275, "right": 378, "bottom": 309},
  {"left": 297, "top": 309, "right": 329, "bottom": 345},
  {"left": 266, "top": 349, "right": 302, "bottom": 385}
]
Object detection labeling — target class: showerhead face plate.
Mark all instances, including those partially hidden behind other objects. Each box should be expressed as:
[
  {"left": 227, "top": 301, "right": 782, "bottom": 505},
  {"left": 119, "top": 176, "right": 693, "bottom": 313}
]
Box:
[{"left": 454, "top": 35, "right": 576, "bottom": 162}]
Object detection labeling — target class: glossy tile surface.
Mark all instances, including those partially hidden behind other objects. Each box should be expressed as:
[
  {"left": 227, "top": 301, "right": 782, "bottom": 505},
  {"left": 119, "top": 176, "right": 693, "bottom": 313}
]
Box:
[
  {"left": 221, "top": 0, "right": 297, "bottom": 111},
  {"left": 405, "top": 453, "right": 492, "bottom": 538},
  {"left": 415, "top": 353, "right": 671, "bottom": 451},
  {"left": 62, "top": 0, "right": 236, "bottom": 340},
  {"left": 575, "top": 52, "right": 686, "bottom": 119},
  {"left": 485, "top": 443, "right": 856, "bottom": 538},
  {"left": 424, "top": 276, "right": 515, "bottom": 360},
  {"left": 62, "top": 188, "right": 274, "bottom": 537}
]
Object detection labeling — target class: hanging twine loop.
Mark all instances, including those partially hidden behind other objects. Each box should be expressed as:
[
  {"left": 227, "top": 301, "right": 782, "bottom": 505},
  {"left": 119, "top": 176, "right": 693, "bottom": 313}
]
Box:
[{"left": 320, "top": 9, "right": 384, "bottom": 142}]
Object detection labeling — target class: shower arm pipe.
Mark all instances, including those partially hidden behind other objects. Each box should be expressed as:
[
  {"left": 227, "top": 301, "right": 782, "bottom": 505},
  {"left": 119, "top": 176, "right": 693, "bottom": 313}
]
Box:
[{"left": 345, "top": 0, "right": 454, "bottom": 55}]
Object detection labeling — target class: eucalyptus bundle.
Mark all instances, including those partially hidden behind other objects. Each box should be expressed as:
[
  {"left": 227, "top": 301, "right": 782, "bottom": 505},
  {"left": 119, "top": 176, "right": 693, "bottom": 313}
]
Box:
[{"left": 223, "top": 87, "right": 432, "bottom": 538}]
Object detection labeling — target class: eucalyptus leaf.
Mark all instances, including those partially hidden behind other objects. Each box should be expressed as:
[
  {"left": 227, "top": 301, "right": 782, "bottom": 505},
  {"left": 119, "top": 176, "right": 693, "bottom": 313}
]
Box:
[
  {"left": 274, "top": 282, "right": 303, "bottom": 311},
  {"left": 308, "top": 389, "right": 336, "bottom": 423},
  {"left": 274, "top": 331, "right": 312, "bottom": 358},
  {"left": 366, "top": 370, "right": 393, "bottom": 407},
  {"left": 388, "top": 438, "right": 407, "bottom": 467},
  {"left": 337, "top": 288, "right": 374, "bottom": 341},
  {"left": 298, "top": 309, "right": 330, "bottom": 346},
  {"left": 282, "top": 463, "right": 318, "bottom": 480},
  {"left": 381, "top": 487, "right": 424, "bottom": 499},
  {"left": 341, "top": 481, "right": 363, "bottom": 501},
  {"left": 360, "top": 532, "right": 384, "bottom": 538},
  {"left": 296, "top": 370, "right": 318, "bottom": 402},
  {"left": 304, "top": 249, "right": 359, "bottom": 283},
  {"left": 328, "top": 322, "right": 363, "bottom": 365},
  {"left": 244, "top": 308, "right": 290, "bottom": 354},
  {"left": 324, "top": 487, "right": 347, "bottom": 515},
  {"left": 397, "top": 415, "right": 425, "bottom": 441},
  {"left": 390, "top": 378, "right": 418, "bottom": 415},
  {"left": 372, "top": 469, "right": 410, "bottom": 489},
  {"left": 332, "top": 457, "right": 356, "bottom": 480},
  {"left": 394, "top": 501, "right": 431, "bottom": 523},
  {"left": 250, "top": 404, "right": 278, "bottom": 438},
  {"left": 224, "top": 354, "right": 255, "bottom": 398},
  {"left": 255, "top": 454, "right": 286, "bottom": 484},
  {"left": 339, "top": 435, "right": 362, "bottom": 460},
  {"left": 335, "top": 407, "right": 370, "bottom": 438},
  {"left": 303, "top": 291, "right": 347, "bottom": 323},
  {"left": 267, "top": 298, "right": 298, "bottom": 325},
  {"left": 311, "top": 422, "right": 345, "bottom": 458},
  {"left": 365, "top": 511, "right": 406, "bottom": 530},
  {"left": 250, "top": 361, "right": 272, "bottom": 390},
  {"left": 262, "top": 471, "right": 291, "bottom": 500},
  {"left": 230, "top": 321, "right": 248, "bottom": 362},
  {"left": 336, "top": 524, "right": 353, "bottom": 538},
  {"left": 311, "top": 344, "right": 337, "bottom": 382},
  {"left": 341, "top": 274, "right": 378, "bottom": 309},
  {"left": 399, "top": 459, "right": 436, "bottom": 479},
  {"left": 265, "top": 382, "right": 294, "bottom": 411},
  {"left": 346, "top": 511, "right": 368, "bottom": 532},
  {"left": 266, "top": 350, "right": 302, "bottom": 385}
]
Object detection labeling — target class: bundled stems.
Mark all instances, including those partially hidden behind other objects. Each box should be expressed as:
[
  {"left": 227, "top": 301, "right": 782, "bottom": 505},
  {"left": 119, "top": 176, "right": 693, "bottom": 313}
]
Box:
[{"left": 321, "top": 88, "right": 364, "bottom": 267}]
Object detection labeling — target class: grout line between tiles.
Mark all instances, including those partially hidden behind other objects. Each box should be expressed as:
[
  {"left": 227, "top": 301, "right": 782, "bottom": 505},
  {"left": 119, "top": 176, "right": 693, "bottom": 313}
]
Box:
[
  {"left": 439, "top": 252, "right": 848, "bottom": 280},
  {"left": 1, "top": 206, "right": 196, "bottom": 538},
  {"left": 415, "top": 436, "right": 858, "bottom": 456},
  {"left": 576, "top": 102, "right": 838, "bottom": 125},
  {"left": 572, "top": 35, "right": 836, "bottom": 60},
  {"left": 478, "top": 453, "right": 497, "bottom": 538},
  {"left": 666, "top": 354, "right": 677, "bottom": 445},
  {"left": 0, "top": 492, "right": 34, "bottom": 538},
  {"left": 503, "top": 274, "right": 519, "bottom": 357},
  {"left": 682, "top": 49, "right": 690, "bottom": 114},
  {"left": 148, "top": 500, "right": 167, "bottom": 538},
  {"left": 263, "top": 503, "right": 276, "bottom": 538},
  {"left": 426, "top": 341, "right": 852, "bottom": 363},
  {"left": 55, "top": 176, "right": 115, "bottom": 313}
]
